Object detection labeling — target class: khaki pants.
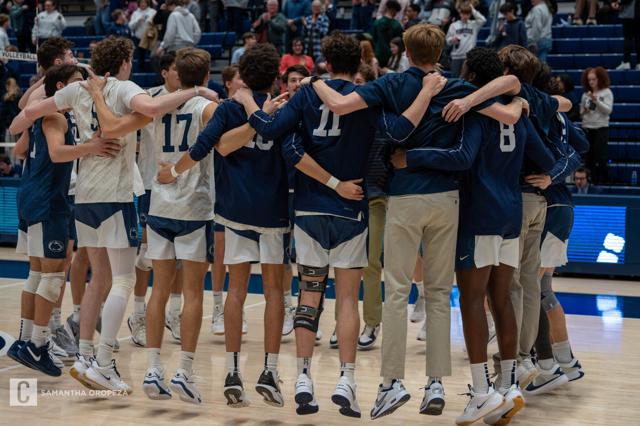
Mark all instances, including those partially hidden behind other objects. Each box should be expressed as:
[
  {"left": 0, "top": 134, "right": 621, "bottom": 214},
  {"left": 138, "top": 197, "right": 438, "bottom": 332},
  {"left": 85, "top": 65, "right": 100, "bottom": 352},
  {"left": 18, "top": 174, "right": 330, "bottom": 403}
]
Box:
[
  {"left": 362, "top": 197, "right": 387, "bottom": 327},
  {"left": 381, "top": 192, "right": 458, "bottom": 379},
  {"left": 512, "top": 193, "right": 547, "bottom": 360}
]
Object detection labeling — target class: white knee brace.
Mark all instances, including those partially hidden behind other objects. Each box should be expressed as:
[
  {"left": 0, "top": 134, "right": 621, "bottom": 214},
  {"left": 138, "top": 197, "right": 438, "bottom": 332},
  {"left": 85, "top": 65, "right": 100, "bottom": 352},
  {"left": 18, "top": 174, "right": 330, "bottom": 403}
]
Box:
[
  {"left": 36, "top": 272, "right": 65, "bottom": 303},
  {"left": 110, "top": 273, "right": 136, "bottom": 299},
  {"left": 23, "top": 271, "right": 42, "bottom": 294},
  {"left": 135, "top": 243, "right": 152, "bottom": 271}
]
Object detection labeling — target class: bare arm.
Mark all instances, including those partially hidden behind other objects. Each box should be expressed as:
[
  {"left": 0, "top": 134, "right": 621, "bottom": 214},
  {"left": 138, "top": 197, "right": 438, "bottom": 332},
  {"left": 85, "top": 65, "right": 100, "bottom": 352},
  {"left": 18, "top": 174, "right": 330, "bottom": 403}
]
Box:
[
  {"left": 553, "top": 95, "right": 572, "bottom": 113},
  {"left": 478, "top": 98, "right": 525, "bottom": 125},
  {"left": 295, "top": 153, "right": 364, "bottom": 201},
  {"left": 442, "top": 75, "right": 521, "bottom": 122},
  {"left": 14, "top": 132, "right": 29, "bottom": 159},
  {"left": 130, "top": 86, "right": 219, "bottom": 118},
  {"left": 18, "top": 77, "right": 45, "bottom": 110},
  {"left": 156, "top": 152, "right": 198, "bottom": 184},
  {"left": 308, "top": 79, "right": 368, "bottom": 115},
  {"left": 401, "top": 74, "right": 447, "bottom": 126},
  {"left": 217, "top": 123, "right": 256, "bottom": 157},
  {"left": 11, "top": 97, "right": 59, "bottom": 135}
]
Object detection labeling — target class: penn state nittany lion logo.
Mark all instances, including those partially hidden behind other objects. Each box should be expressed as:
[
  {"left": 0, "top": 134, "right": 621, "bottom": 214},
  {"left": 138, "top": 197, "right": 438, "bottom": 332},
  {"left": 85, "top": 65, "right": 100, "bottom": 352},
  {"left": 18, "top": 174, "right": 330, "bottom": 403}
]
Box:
[
  {"left": 48, "top": 240, "right": 64, "bottom": 253},
  {"left": 129, "top": 227, "right": 138, "bottom": 240}
]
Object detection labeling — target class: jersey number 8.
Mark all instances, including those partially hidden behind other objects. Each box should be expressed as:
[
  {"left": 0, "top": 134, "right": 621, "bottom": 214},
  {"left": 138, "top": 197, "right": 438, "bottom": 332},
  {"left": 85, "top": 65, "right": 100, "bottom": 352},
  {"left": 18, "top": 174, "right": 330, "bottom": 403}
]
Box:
[{"left": 500, "top": 124, "right": 516, "bottom": 153}]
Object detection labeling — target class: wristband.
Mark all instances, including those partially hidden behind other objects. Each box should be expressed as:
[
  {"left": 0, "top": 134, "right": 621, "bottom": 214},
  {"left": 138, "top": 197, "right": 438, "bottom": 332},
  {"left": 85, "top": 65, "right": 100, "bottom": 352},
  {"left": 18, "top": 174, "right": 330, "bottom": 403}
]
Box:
[
  {"left": 170, "top": 165, "right": 180, "bottom": 178},
  {"left": 310, "top": 75, "right": 322, "bottom": 85},
  {"left": 325, "top": 176, "right": 340, "bottom": 190}
]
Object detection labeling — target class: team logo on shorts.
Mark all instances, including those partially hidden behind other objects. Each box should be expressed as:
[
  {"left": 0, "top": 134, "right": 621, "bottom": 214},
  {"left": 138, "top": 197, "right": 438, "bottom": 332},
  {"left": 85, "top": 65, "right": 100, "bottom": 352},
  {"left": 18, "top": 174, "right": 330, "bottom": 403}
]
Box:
[
  {"left": 48, "top": 240, "right": 64, "bottom": 253},
  {"left": 129, "top": 227, "right": 138, "bottom": 240}
]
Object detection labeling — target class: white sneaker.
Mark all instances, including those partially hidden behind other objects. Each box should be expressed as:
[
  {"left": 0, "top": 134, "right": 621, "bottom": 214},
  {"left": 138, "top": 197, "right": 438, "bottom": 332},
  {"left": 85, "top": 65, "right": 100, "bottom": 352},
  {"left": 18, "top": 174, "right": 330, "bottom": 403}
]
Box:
[
  {"left": 559, "top": 357, "right": 585, "bottom": 381},
  {"left": 224, "top": 372, "right": 250, "bottom": 407},
  {"left": 483, "top": 384, "right": 525, "bottom": 426},
  {"left": 456, "top": 385, "right": 504, "bottom": 426},
  {"left": 417, "top": 320, "right": 427, "bottom": 341},
  {"left": 127, "top": 313, "right": 146, "bottom": 347},
  {"left": 315, "top": 328, "right": 323, "bottom": 343},
  {"left": 165, "top": 310, "right": 181, "bottom": 342},
  {"left": 370, "top": 379, "right": 411, "bottom": 419},
  {"left": 242, "top": 309, "right": 248, "bottom": 335},
  {"left": 410, "top": 294, "right": 426, "bottom": 322},
  {"left": 143, "top": 366, "right": 172, "bottom": 400},
  {"left": 295, "top": 373, "right": 319, "bottom": 415},
  {"left": 282, "top": 306, "right": 295, "bottom": 336},
  {"left": 84, "top": 359, "right": 133, "bottom": 394},
  {"left": 48, "top": 335, "right": 69, "bottom": 361},
  {"left": 48, "top": 346, "right": 65, "bottom": 369},
  {"left": 523, "top": 364, "right": 569, "bottom": 396},
  {"left": 357, "top": 324, "right": 380, "bottom": 350},
  {"left": 329, "top": 329, "right": 338, "bottom": 348},
  {"left": 170, "top": 368, "right": 202, "bottom": 404},
  {"left": 70, "top": 353, "right": 95, "bottom": 389},
  {"left": 211, "top": 304, "right": 225, "bottom": 335},
  {"left": 616, "top": 61, "right": 631, "bottom": 70},
  {"left": 516, "top": 358, "right": 537, "bottom": 389},
  {"left": 420, "top": 379, "right": 446, "bottom": 415},
  {"left": 332, "top": 376, "right": 361, "bottom": 418},
  {"left": 113, "top": 338, "right": 120, "bottom": 352}
]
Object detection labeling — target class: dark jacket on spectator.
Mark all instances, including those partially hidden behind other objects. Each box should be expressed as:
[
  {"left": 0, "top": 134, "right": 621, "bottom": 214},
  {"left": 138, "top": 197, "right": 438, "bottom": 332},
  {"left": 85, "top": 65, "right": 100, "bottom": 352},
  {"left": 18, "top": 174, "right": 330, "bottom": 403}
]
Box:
[{"left": 494, "top": 17, "right": 527, "bottom": 49}]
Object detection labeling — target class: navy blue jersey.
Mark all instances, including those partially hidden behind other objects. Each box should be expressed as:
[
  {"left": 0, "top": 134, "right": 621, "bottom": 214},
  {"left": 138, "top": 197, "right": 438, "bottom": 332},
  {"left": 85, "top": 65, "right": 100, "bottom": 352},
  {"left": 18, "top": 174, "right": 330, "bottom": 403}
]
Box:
[
  {"left": 402, "top": 111, "right": 554, "bottom": 237},
  {"left": 190, "top": 94, "right": 289, "bottom": 230},
  {"left": 519, "top": 83, "right": 559, "bottom": 135},
  {"left": 543, "top": 113, "right": 589, "bottom": 206},
  {"left": 18, "top": 113, "right": 75, "bottom": 222},
  {"left": 249, "top": 79, "right": 413, "bottom": 220},
  {"left": 355, "top": 68, "right": 496, "bottom": 196}
]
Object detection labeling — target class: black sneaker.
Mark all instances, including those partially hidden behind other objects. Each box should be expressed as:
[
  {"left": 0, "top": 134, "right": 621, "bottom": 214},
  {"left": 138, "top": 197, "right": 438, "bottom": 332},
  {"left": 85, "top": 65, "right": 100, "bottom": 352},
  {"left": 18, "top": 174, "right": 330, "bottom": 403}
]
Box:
[
  {"left": 224, "top": 372, "right": 249, "bottom": 407},
  {"left": 255, "top": 369, "right": 284, "bottom": 407}
]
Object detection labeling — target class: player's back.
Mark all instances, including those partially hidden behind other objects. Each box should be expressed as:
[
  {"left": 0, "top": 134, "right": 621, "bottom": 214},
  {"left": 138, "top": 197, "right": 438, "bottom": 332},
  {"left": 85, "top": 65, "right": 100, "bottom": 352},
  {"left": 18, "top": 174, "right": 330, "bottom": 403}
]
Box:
[
  {"left": 19, "top": 114, "right": 75, "bottom": 223},
  {"left": 150, "top": 95, "right": 214, "bottom": 221},
  {"left": 54, "top": 77, "right": 145, "bottom": 204},
  {"left": 459, "top": 111, "right": 530, "bottom": 238},
  {"left": 138, "top": 85, "right": 167, "bottom": 190}
]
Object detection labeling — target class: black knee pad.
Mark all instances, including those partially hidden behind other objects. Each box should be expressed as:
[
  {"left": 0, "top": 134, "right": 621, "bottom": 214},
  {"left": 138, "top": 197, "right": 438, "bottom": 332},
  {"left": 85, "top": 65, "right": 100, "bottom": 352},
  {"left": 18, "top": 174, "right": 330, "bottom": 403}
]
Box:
[{"left": 294, "top": 266, "right": 328, "bottom": 332}]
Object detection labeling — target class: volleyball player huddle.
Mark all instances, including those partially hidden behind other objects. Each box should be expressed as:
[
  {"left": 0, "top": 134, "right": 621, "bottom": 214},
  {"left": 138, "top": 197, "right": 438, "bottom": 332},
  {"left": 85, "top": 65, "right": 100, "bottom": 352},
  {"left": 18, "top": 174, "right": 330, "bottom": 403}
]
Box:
[{"left": 8, "top": 23, "right": 586, "bottom": 425}]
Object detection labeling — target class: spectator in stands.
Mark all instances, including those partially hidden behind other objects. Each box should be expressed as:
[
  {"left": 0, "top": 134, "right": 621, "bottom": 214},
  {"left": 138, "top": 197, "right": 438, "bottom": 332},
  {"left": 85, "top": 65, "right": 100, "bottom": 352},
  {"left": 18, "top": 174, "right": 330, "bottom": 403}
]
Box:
[
  {"left": 200, "top": 0, "right": 219, "bottom": 32},
  {"left": 108, "top": 9, "right": 133, "bottom": 37},
  {"left": 0, "top": 14, "right": 9, "bottom": 49},
  {"left": 613, "top": 0, "right": 640, "bottom": 70},
  {"left": 446, "top": 2, "right": 486, "bottom": 77},
  {"left": 4, "top": 45, "right": 20, "bottom": 79},
  {"left": 322, "top": 0, "right": 337, "bottom": 31},
  {"left": 351, "top": 0, "right": 376, "bottom": 31},
  {"left": 381, "top": 36, "right": 408, "bottom": 73},
  {"left": 302, "top": 0, "right": 329, "bottom": 61},
  {"left": 581, "top": 66, "right": 614, "bottom": 184},
  {"left": 0, "top": 77, "right": 21, "bottom": 141},
  {"left": 372, "top": 0, "right": 403, "bottom": 67},
  {"left": 525, "top": 0, "right": 553, "bottom": 63},
  {"left": 555, "top": 73, "right": 580, "bottom": 121},
  {"left": 128, "top": 0, "right": 156, "bottom": 71},
  {"left": 186, "top": 0, "right": 201, "bottom": 21},
  {"left": 279, "top": 36, "right": 313, "bottom": 74},
  {"left": 156, "top": 0, "right": 201, "bottom": 55},
  {"left": 32, "top": 0, "right": 66, "bottom": 46},
  {"left": 572, "top": 167, "right": 602, "bottom": 194},
  {"left": 574, "top": 0, "right": 598, "bottom": 24},
  {"left": 284, "top": 0, "right": 311, "bottom": 49},
  {"left": 404, "top": 4, "right": 422, "bottom": 29},
  {"left": 13, "top": 0, "right": 35, "bottom": 52},
  {"left": 428, "top": 0, "right": 456, "bottom": 27},
  {"left": 0, "top": 155, "right": 21, "bottom": 177},
  {"left": 231, "top": 32, "right": 256, "bottom": 64},
  {"left": 360, "top": 38, "right": 380, "bottom": 77},
  {"left": 253, "top": 0, "right": 287, "bottom": 52},
  {"left": 221, "top": 64, "right": 244, "bottom": 97},
  {"left": 377, "top": 0, "right": 409, "bottom": 21},
  {"left": 223, "top": 0, "right": 249, "bottom": 38},
  {"left": 492, "top": 2, "right": 527, "bottom": 50}
]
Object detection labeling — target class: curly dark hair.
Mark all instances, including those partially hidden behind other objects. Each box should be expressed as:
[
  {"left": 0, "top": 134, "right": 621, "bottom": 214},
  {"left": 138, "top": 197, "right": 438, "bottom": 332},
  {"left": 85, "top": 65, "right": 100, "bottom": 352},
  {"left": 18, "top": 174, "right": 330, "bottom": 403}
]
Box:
[
  {"left": 282, "top": 64, "right": 310, "bottom": 84},
  {"left": 90, "top": 36, "right": 134, "bottom": 77},
  {"left": 238, "top": 43, "right": 280, "bottom": 91},
  {"left": 321, "top": 32, "right": 361, "bottom": 76},
  {"left": 462, "top": 47, "right": 504, "bottom": 88},
  {"left": 533, "top": 63, "right": 562, "bottom": 95},
  {"left": 37, "top": 37, "right": 74, "bottom": 70},
  {"left": 44, "top": 64, "right": 83, "bottom": 97}
]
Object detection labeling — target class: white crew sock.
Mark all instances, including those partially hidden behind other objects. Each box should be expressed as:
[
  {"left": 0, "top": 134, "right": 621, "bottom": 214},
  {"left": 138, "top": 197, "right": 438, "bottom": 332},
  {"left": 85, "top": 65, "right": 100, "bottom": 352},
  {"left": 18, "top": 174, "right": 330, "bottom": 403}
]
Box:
[
  {"left": 227, "top": 351, "right": 240, "bottom": 374},
  {"left": 416, "top": 282, "right": 425, "bottom": 298},
  {"left": 72, "top": 305, "right": 81, "bottom": 322},
  {"left": 265, "top": 353, "right": 278, "bottom": 373},
  {"left": 538, "top": 358, "right": 555, "bottom": 371},
  {"left": 147, "top": 347, "right": 162, "bottom": 369},
  {"left": 179, "top": 351, "right": 194, "bottom": 373},
  {"left": 297, "top": 357, "right": 311, "bottom": 376},
  {"left": 501, "top": 359, "right": 517, "bottom": 389},
  {"left": 340, "top": 362, "right": 355, "bottom": 382},
  {"left": 283, "top": 290, "right": 292, "bottom": 309},
  {"left": 134, "top": 296, "right": 145, "bottom": 315},
  {"left": 552, "top": 340, "right": 573, "bottom": 364},
  {"left": 32, "top": 324, "right": 50, "bottom": 348},
  {"left": 470, "top": 363, "right": 490, "bottom": 393},
  {"left": 19, "top": 318, "right": 34, "bottom": 341},
  {"left": 169, "top": 293, "right": 181, "bottom": 315},
  {"left": 213, "top": 291, "right": 223, "bottom": 308},
  {"left": 79, "top": 339, "right": 94, "bottom": 357}
]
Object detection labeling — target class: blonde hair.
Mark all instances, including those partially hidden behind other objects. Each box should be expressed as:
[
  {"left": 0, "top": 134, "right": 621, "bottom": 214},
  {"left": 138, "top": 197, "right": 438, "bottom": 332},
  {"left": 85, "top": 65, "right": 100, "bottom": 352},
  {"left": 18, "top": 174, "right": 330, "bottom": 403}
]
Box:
[
  {"left": 176, "top": 47, "right": 211, "bottom": 88},
  {"left": 402, "top": 24, "right": 444, "bottom": 66}
]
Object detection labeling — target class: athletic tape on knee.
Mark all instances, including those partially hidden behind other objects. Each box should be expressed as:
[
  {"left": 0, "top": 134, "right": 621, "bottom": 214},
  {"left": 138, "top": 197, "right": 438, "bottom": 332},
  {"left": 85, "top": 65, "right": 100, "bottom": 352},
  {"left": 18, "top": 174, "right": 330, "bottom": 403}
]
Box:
[
  {"left": 36, "top": 272, "right": 65, "bottom": 303},
  {"left": 135, "top": 244, "right": 152, "bottom": 271},
  {"left": 540, "top": 273, "right": 559, "bottom": 312},
  {"left": 23, "top": 271, "right": 42, "bottom": 294},
  {"left": 110, "top": 273, "right": 136, "bottom": 299}
]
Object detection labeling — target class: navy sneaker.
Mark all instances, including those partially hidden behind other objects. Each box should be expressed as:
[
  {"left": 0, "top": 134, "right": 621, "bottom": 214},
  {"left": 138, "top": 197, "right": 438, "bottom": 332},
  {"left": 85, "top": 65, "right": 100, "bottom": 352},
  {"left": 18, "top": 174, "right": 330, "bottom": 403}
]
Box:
[
  {"left": 7, "top": 340, "right": 35, "bottom": 369},
  {"left": 18, "top": 341, "right": 62, "bottom": 377}
]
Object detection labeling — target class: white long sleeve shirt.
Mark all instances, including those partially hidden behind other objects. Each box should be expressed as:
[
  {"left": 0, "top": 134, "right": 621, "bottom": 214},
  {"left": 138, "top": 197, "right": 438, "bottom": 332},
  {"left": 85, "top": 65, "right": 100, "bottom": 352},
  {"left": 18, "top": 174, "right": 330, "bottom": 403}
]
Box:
[
  {"left": 128, "top": 7, "right": 157, "bottom": 40},
  {"left": 580, "top": 88, "right": 614, "bottom": 129},
  {"left": 525, "top": 2, "right": 552, "bottom": 44},
  {"left": 445, "top": 9, "right": 487, "bottom": 60},
  {"left": 160, "top": 7, "right": 201, "bottom": 51},
  {"left": 33, "top": 10, "right": 66, "bottom": 40}
]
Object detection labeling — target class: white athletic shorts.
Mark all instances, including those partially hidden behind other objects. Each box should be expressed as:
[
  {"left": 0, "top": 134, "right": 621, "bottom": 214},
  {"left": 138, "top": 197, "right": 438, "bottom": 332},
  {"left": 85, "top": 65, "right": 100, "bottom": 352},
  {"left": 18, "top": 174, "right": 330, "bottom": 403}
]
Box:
[
  {"left": 224, "top": 227, "right": 290, "bottom": 265},
  {"left": 74, "top": 202, "right": 138, "bottom": 249},
  {"left": 457, "top": 234, "right": 520, "bottom": 270},
  {"left": 146, "top": 216, "right": 213, "bottom": 263}
]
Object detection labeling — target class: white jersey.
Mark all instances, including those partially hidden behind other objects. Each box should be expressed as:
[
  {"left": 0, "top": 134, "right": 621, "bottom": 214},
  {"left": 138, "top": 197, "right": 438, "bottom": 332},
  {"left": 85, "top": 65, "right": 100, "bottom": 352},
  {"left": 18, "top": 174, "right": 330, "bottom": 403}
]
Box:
[
  {"left": 54, "top": 78, "right": 146, "bottom": 204},
  {"left": 149, "top": 95, "right": 214, "bottom": 221},
  {"left": 139, "top": 85, "right": 167, "bottom": 190}
]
